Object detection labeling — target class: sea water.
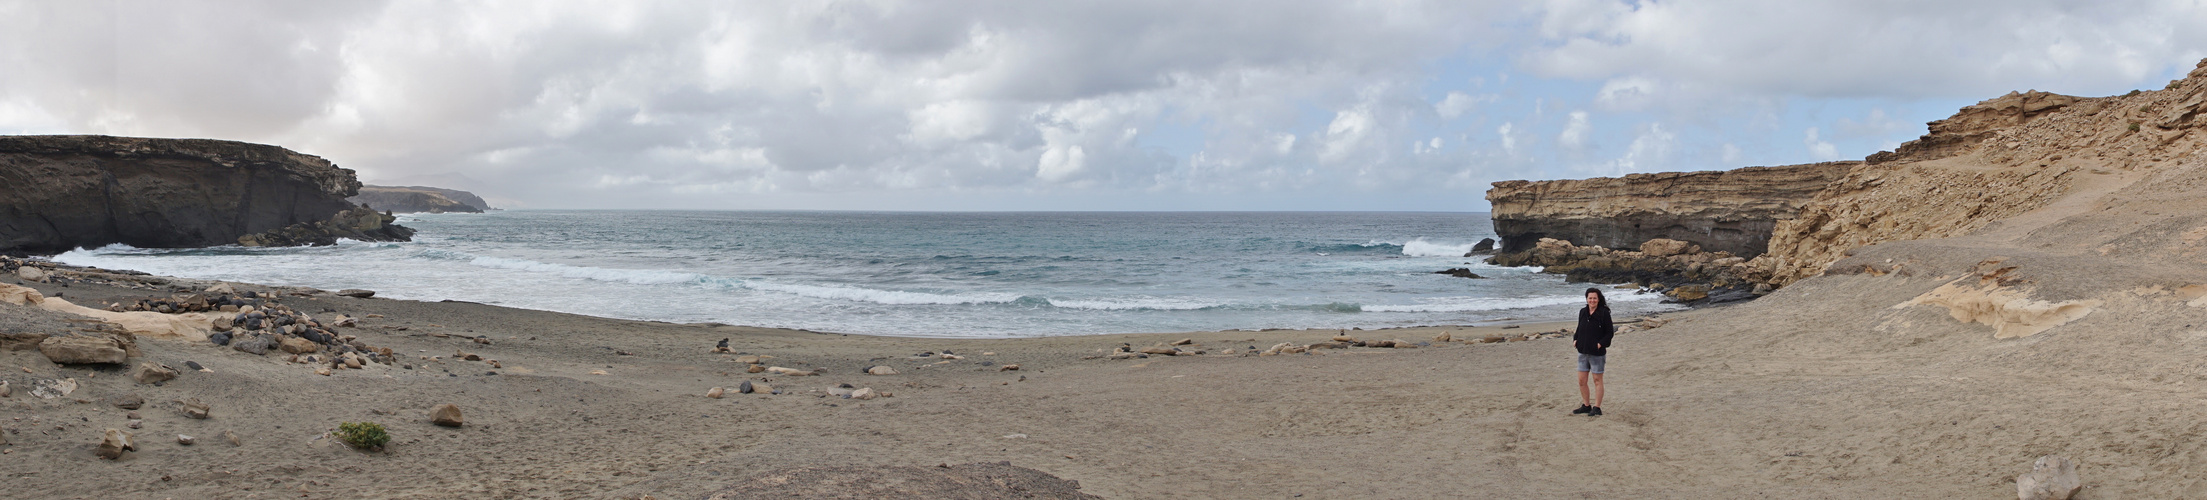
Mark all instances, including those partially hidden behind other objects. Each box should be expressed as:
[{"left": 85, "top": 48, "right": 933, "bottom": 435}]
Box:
[{"left": 52, "top": 211, "right": 1676, "bottom": 338}]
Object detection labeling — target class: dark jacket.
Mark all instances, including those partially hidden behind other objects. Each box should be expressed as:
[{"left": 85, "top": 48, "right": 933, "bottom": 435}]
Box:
[{"left": 1575, "top": 306, "right": 1614, "bottom": 356}]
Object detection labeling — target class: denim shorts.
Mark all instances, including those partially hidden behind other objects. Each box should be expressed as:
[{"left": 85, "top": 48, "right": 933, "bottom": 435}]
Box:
[{"left": 1576, "top": 353, "right": 1606, "bottom": 374}]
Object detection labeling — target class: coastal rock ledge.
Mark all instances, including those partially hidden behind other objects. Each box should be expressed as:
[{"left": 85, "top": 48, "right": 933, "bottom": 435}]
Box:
[
  {"left": 0, "top": 135, "right": 411, "bottom": 254},
  {"left": 1485, "top": 161, "right": 1854, "bottom": 258}
]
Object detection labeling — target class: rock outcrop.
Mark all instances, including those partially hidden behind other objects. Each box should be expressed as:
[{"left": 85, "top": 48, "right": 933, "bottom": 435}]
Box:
[
  {"left": 1486, "top": 162, "right": 1852, "bottom": 258},
  {"left": 347, "top": 185, "right": 491, "bottom": 213},
  {"left": 0, "top": 135, "right": 410, "bottom": 254}
]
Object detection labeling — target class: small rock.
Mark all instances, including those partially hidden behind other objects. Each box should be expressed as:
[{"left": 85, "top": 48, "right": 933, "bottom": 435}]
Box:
[
  {"left": 127, "top": 419, "right": 142, "bottom": 429},
  {"left": 706, "top": 387, "right": 725, "bottom": 399},
  {"left": 460, "top": 353, "right": 482, "bottom": 361},
  {"left": 850, "top": 387, "right": 877, "bottom": 400},
  {"left": 1434, "top": 268, "right": 1484, "bottom": 279},
  {"left": 127, "top": 411, "right": 139, "bottom": 419},
  {"left": 131, "top": 362, "right": 179, "bottom": 384},
  {"left": 430, "top": 403, "right": 464, "bottom": 427},
  {"left": 184, "top": 360, "right": 206, "bottom": 371},
  {"left": 333, "top": 315, "right": 357, "bottom": 327},
  {"left": 999, "top": 364, "right": 1021, "bottom": 371},
  {"left": 223, "top": 430, "right": 240, "bottom": 446},
  {"left": 751, "top": 382, "right": 776, "bottom": 394},
  {"left": 111, "top": 394, "right": 145, "bottom": 410},
  {"left": 1171, "top": 338, "right": 1194, "bottom": 345},
  {"left": 1432, "top": 333, "right": 1452, "bottom": 342},
  {"left": 177, "top": 434, "right": 195, "bottom": 446},
  {"left": 0, "top": 428, "right": 8, "bottom": 445},
  {"left": 315, "top": 366, "right": 332, "bottom": 376},
  {"left": 765, "top": 366, "right": 818, "bottom": 376},
  {"left": 1138, "top": 346, "right": 1177, "bottom": 355},
  {"left": 746, "top": 364, "right": 765, "bottom": 373},
  {"left": 0, "top": 380, "right": 10, "bottom": 398},
  {"left": 1331, "top": 335, "right": 1356, "bottom": 342},
  {"left": 337, "top": 289, "right": 375, "bottom": 298},
  {"left": 17, "top": 266, "right": 47, "bottom": 282},
  {"left": 31, "top": 378, "right": 77, "bottom": 399},
  {"left": 737, "top": 381, "right": 755, "bottom": 394},
  {"left": 589, "top": 370, "right": 609, "bottom": 375},
  {"left": 39, "top": 335, "right": 129, "bottom": 365},
  {"left": 208, "top": 332, "right": 233, "bottom": 346},
  {"left": 96, "top": 428, "right": 133, "bottom": 459},
  {"left": 865, "top": 366, "right": 898, "bottom": 375},
  {"left": 2017, "top": 455, "right": 2082, "bottom": 500},
  {"left": 231, "top": 334, "right": 276, "bottom": 355},
  {"left": 181, "top": 398, "right": 210, "bottom": 419}
]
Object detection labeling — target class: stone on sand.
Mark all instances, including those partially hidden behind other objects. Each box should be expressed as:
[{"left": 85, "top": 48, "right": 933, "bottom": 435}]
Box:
[
  {"left": 39, "top": 335, "right": 129, "bottom": 365},
  {"left": 131, "top": 362, "right": 178, "bottom": 384},
  {"left": 17, "top": 266, "right": 47, "bottom": 282},
  {"left": 2017, "top": 455, "right": 2082, "bottom": 500},
  {"left": 315, "top": 366, "right": 332, "bottom": 376},
  {"left": 737, "top": 381, "right": 755, "bottom": 394},
  {"left": 746, "top": 364, "right": 765, "bottom": 373},
  {"left": 96, "top": 429, "right": 134, "bottom": 459},
  {"left": 706, "top": 387, "right": 725, "bottom": 398},
  {"left": 338, "top": 289, "right": 375, "bottom": 298},
  {"left": 999, "top": 364, "right": 1020, "bottom": 371},
  {"left": 431, "top": 403, "right": 464, "bottom": 427},
  {"left": 31, "top": 378, "right": 76, "bottom": 399},
  {"left": 0, "top": 380, "right": 10, "bottom": 398},
  {"left": 111, "top": 394, "right": 144, "bottom": 410},
  {"left": 232, "top": 334, "right": 276, "bottom": 355},
  {"left": 851, "top": 387, "right": 877, "bottom": 400},
  {"left": 223, "top": 430, "right": 240, "bottom": 446},
  {"left": 1171, "top": 338, "right": 1194, "bottom": 345},
  {"left": 766, "top": 366, "right": 819, "bottom": 376},
  {"left": 865, "top": 365, "right": 898, "bottom": 375},
  {"left": 181, "top": 398, "right": 210, "bottom": 419},
  {"left": 276, "top": 336, "right": 319, "bottom": 354},
  {"left": 1433, "top": 332, "right": 1452, "bottom": 342},
  {"left": 1138, "top": 346, "right": 1177, "bottom": 355},
  {"left": 177, "top": 434, "right": 195, "bottom": 445}
]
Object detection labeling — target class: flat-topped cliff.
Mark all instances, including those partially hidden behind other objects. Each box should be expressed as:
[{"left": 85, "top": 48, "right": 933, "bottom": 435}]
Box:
[
  {"left": 1486, "top": 162, "right": 1852, "bottom": 258},
  {"left": 348, "top": 185, "right": 491, "bottom": 213},
  {"left": 0, "top": 135, "right": 410, "bottom": 254}
]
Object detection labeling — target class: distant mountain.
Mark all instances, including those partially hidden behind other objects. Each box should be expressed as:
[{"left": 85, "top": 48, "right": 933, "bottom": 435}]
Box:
[{"left": 348, "top": 185, "right": 493, "bottom": 213}]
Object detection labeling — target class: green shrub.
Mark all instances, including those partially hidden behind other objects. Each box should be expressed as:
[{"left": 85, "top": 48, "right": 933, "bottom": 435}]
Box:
[
  {"left": 333, "top": 421, "right": 390, "bottom": 450},
  {"left": 2129, "top": 122, "right": 2142, "bottom": 132}
]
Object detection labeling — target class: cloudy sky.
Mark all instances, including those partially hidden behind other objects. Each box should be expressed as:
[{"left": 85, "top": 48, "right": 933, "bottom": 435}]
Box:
[{"left": 3, "top": 1, "right": 2203, "bottom": 211}]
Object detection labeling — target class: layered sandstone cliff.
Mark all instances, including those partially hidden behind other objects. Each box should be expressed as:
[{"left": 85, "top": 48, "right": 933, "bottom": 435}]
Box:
[
  {"left": 0, "top": 135, "right": 410, "bottom": 254},
  {"left": 348, "top": 185, "right": 491, "bottom": 214},
  {"left": 1486, "top": 162, "right": 1852, "bottom": 258}
]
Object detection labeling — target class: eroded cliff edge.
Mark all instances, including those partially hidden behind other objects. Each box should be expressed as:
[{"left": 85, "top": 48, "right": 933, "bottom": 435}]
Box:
[
  {"left": 0, "top": 135, "right": 411, "bottom": 254},
  {"left": 348, "top": 185, "right": 492, "bottom": 214},
  {"left": 1486, "top": 162, "right": 1853, "bottom": 257}
]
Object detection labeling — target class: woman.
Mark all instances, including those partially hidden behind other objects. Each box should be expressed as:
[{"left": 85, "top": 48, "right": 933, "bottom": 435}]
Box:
[{"left": 1572, "top": 287, "right": 1614, "bottom": 416}]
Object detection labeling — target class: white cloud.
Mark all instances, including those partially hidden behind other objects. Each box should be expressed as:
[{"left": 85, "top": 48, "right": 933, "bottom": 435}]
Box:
[
  {"left": 1593, "top": 76, "right": 1658, "bottom": 110},
  {"left": 1037, "top": 145, "right": 1086, "bottom": 181},
  {"left": 1434, "top": 91, "right": 1491, "bottom": 119},
  {"left": 1804, "top": 127, "right": 1839, "bottom": 160},
  {"left": 1603, "top": 122, "right": 1674, "bottom": 175},
  {"left": 1557, "top": 111, "right": 1592, "bottom": 151},
  {"left": 1497, "top": 122, "right": 1517, "bottom": 155}
]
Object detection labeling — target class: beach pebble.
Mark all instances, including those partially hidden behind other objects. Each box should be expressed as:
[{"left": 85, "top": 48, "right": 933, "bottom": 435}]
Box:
[
  {"left": 223, "top": 430, "right": 240, "bottom": 446},
  {"left": 850, "top": 388, "right": 877, "bottom": 400},
  {"left": 1171, "top": 338, "right": 1194, "bottom": 345},
  {"left": 0, "top": 428, "right": 7, "bottom": 445},
  {"left": 706, "top": 387, "right": 725, "bottom": 399},
  {"left": 127, "top": 419, "right": 142, "bottom": 429},
  {"left": 131, "top": 362, "right": 178, "bottom": 385},
  {"left": 185, "top": 360, "right": 206, "bottom": 371},
  {"left": 865, "top": 366, "right": 898, "bottom": 375},
  {"left": 315, "top": 366, "right": 332, "bottom": 376},
  {"left": 180, "top": 398, "right": 210, "bottom": 419},
  {"left": 337, "top": 289, "right": 375, "bottom": 298},
  {"left": 737, "top": 381, "right": 755, "bottom": 394},
  {"left": 177, "top": 434, "right": 195, "bottom": 446},
  {"left": 111, "top": 394, "right": 145, "bottom": 410},
  {"left": 999, "top": 364, "right": 1020, "bottom": 371},
  {"left": 17, "top": 266, "right": 47, "bottom": 282},
  {"left": 589, "top": 370, "right": 609, "bottom": 375},
  {"left": 828, "top": 386, "right": 854, "bottom": 397},
  {"left": 96, "top": 429, "right": 133, "bottom": 459},
  {"left": 746, "top": 364, "right": 765, "bottom": 373},
  {"left": 127, "top": 411, "right": 139, "bottom": 419},
  {"left": 2018, "top": 455, "right": 2082, "bottom": 500},
  {"left": 430, "top": 404, "right": 464, "bottom": 427},
  {"left": 765, "top": 366, "right": 819, "bottom": 376},
  {"left": 1433, "top": 333, "right": 1452, "bottom": 342},
  {"left": 1139, "top": 347, "right": 1177, "bottom": 355},
  {"left": 0, "top": 380, "right": 10, "bottom": 397}
]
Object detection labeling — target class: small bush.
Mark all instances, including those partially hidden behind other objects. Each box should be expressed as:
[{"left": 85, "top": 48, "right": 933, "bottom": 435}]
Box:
[
  {"left": 2129, "top": 122, "right": 2142, "bottom": 132},
  {"left": 333, "top": 421, "right": 390, "bottom": 450}
]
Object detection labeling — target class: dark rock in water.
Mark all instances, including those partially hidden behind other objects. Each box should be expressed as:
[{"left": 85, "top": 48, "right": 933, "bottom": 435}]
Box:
[
  {"left": 235, "top": 205, "right": 413, "bottom": 247},
  {"left": 1434, "top": 268, "right": 1485, "bottom": 279},
  {"left": 208, "top": 332, "right": 232, "bottom": 346},
  {"left": 231, "top": 334, "right": 276, "bottom": 355},
  {"left": 0, "top": 135, "right": 414, "bottom": 253},
  {"left": 704, "top": 462, "right": 1102, "bottom": 500},
  {"left": 1471, "top": 237, "right": 1496, "bottom": 253}
]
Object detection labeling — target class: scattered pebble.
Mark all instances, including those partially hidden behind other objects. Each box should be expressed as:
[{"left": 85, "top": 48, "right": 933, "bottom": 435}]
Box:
[{"left": 431, "top": 404, "right": 464, "bottom": 427}]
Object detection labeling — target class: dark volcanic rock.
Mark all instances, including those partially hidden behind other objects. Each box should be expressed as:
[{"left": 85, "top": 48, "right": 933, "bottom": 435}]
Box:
[
  {"left": 0, "top": 135, "right": 411, "bottom": 254},
  {"left": 1434, "top": 268, "right": 1485, "bottom": 279},
  {"left": 346, "top": 185, "right": 491, "bottom": 213}
]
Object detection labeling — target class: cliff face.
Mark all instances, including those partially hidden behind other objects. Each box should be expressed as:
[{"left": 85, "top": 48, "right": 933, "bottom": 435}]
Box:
[
  {"left": 347, "top": 185, "right": 491, "bottom": 214},
  {"left": 1486, "top": 162, "right": 1852, "bottom": 258},
  {"left": 1752, "top": 59, "right": 2207, "bottom": 284},
  {"left": 0, "top": 135, "right": 405, "bottom": 254}
]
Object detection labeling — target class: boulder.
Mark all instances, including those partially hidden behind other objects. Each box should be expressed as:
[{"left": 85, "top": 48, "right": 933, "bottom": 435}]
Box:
[
  {"left": 130, "top": 362, "right": 178, "bottom": 384},
  {"left": 1668, "top": 284, "right": 1711, "bottom": 302},
  {"left": 39, "top": 335, "right": 129, "bottom": 365},
  {"left": 16, "top": 266, "right": 46, "bottom": 282},
  {"left": 96, "top": 429, "right": 134, "bottom": 459},
  {"left": 278, "top": 336, "right": 320, "bottom": 354},
  {"left": 231, "top": 334, "right": 276, "bottom": 355},
  {"left": 2017, "top": 455, "right": 2082, "bottom": 500},
  {"left": 430, "top": 403, "right": 464, "bottom": 427},
  {"left": 1640, "top": 238, "right": 1692, "bottom": 257},
  {"left": 337, "top": 289, "right": 375, "bottom": 298}
]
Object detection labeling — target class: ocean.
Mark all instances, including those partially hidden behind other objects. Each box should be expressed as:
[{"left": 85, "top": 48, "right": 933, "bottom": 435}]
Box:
[{"left": 52, "top": 211, "right": 1676, "bottom": 338}]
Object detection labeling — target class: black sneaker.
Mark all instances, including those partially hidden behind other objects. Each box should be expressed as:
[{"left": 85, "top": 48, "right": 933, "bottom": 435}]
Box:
[
  {"left": 1571, "top": 404, "right": 1591, "bottom": 415},
  {"left": 1589, "top": 407, "right": 1603, "bottom": 416}
]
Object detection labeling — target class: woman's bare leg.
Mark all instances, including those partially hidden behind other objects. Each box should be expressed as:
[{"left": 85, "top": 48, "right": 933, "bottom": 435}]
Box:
[
  {"left": 1576, "top": 371, "right": 1591, "bottom": 406},
  {"left": 1591, "top": 373, "right": 1605, "bottom": 407}
]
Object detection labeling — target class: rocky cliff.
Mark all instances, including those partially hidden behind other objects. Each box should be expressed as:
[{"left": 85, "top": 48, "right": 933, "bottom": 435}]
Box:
[
  {"left": 1486, "top": 162, "right": 1852, "bottom": 258},
  {"left": 348, "top": 185, "right": 491, "bottom": 213},
  {"left": 0, "top": 135, "right": 410, "bottom": 254}
]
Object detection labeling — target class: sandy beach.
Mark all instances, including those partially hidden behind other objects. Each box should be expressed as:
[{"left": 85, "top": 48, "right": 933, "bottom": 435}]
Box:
[{"left": 6, "top": 259, "right": 2203, "bottom": 499}]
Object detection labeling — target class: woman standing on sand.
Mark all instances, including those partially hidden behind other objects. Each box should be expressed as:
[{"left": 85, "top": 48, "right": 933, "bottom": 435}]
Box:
[{"left": 1572, "top": 287, "right": 1615, "bottom": 417}]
